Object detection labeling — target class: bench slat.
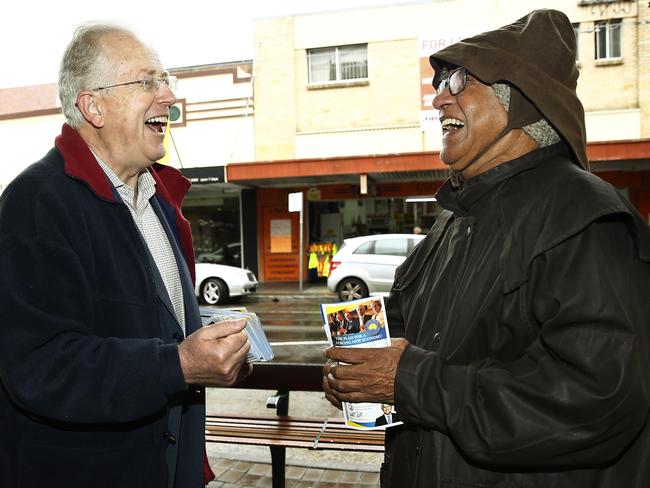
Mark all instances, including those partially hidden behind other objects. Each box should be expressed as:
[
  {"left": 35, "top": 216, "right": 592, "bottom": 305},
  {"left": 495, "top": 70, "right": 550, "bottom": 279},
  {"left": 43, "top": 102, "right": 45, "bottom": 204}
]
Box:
[{"left": 205, "top": 413, "right": 385, "bottom": 452}]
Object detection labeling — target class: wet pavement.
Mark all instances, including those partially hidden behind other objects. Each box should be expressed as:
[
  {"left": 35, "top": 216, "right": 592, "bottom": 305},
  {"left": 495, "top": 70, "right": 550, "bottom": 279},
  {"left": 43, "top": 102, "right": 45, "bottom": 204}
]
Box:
[{"left": 204, "top": 282, "right": 384, "bottom": 486}]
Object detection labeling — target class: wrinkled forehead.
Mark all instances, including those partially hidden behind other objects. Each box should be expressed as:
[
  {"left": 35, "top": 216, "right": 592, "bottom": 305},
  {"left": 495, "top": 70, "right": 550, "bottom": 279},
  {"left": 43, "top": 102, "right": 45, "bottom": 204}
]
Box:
[{"left": 101, "top": 33, "right": 164, "bottom": 77}]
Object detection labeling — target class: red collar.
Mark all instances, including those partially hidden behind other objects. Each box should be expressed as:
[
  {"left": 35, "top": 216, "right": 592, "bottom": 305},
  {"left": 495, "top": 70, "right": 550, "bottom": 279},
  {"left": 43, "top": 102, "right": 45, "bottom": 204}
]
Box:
[{"left": 54, "top": 123, "right": 190, "bottom": 208}]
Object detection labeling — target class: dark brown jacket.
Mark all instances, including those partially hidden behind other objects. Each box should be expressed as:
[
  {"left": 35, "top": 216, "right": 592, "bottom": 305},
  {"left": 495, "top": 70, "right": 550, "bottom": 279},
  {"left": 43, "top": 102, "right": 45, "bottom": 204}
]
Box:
[{"left": 382, "top": 144, "right": 650, "bottom": 487}]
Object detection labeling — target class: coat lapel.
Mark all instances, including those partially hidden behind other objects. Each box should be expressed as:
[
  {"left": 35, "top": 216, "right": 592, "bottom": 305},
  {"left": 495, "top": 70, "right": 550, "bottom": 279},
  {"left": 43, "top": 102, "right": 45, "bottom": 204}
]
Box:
[{"left": 150, "top": 196, "right": 202, "bottom": 336}]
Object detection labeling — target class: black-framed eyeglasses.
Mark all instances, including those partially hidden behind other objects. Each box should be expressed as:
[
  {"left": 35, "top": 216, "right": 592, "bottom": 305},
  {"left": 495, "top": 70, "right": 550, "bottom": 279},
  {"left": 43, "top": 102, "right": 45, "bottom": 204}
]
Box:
[
  {"left": 435, "top": 67, "right": 468, "bottom": 96},
  {"left": 92, "top": 74, "right": 177, "bottom": 93}
]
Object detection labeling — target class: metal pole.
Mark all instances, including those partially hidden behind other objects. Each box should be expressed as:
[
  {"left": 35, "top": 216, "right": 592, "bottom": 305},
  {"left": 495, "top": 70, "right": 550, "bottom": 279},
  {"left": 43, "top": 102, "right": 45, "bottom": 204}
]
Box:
[
  {"left": 414, "top": 203, "right": 418, "bottom": 228},
  {"left": 299, "top": 207, "right": 304, "bottom": 292}
]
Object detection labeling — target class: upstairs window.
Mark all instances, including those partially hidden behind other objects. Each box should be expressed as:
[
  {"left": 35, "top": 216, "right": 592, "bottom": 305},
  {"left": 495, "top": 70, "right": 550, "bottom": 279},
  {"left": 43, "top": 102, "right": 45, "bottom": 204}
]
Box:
[
  {"left": 308, "top": 44, "right": 368, "bottom": 83},
  {"left": 595, "top": 18, "right": 622, "bottom": 60}
]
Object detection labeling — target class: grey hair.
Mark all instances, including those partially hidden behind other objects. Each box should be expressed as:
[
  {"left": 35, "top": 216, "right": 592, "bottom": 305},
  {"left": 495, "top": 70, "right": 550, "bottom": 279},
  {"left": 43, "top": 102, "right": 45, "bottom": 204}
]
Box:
[{"left": 58, "top": 22, "right": 136, "bottom": 129}]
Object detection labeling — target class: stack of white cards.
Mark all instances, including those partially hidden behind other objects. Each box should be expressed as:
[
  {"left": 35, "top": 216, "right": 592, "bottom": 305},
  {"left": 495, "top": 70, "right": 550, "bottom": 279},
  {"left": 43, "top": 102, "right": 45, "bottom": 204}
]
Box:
[{"left": 199, "top": 307, "right": 274, "bottom": 363}]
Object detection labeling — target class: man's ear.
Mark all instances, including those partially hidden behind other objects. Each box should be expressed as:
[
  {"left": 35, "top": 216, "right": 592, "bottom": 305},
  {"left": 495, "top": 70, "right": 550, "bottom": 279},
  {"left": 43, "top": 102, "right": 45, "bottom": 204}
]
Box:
[{"left": 76, "top": 92, "right": 105, "bottom": 128}]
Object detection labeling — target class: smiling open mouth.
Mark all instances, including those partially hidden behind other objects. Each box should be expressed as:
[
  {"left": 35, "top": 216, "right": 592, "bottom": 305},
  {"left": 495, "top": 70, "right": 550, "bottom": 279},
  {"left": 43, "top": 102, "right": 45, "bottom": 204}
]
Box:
[
  {"left": 441, "top": 118, "right": 464, "bottom": 133},
  {"left": 145, "top": 116, "right": 168, "bottom": 134}
]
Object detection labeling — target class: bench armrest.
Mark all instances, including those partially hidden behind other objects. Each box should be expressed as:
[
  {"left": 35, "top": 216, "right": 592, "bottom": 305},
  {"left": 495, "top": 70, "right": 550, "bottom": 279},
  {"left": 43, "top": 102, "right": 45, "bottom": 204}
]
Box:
[{"left": 267, "top": 390, "right": 289, "bottom": 416}]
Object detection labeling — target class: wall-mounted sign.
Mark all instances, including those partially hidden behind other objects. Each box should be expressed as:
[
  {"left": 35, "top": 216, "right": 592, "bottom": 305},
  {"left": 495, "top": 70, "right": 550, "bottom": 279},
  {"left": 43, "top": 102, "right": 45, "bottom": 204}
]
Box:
[
  {"left": 182, "top": 165, "right": 225, "bottom": 184},
  {"left": 270, "top": 219, "right": 292, "bottom": 253},
  {"left": 288, "top": 192, "right": 303, "bottom": 212}
]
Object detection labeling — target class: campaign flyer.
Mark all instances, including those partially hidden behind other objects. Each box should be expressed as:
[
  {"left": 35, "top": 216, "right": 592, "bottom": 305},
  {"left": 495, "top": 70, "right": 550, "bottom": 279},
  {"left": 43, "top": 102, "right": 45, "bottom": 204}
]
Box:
[{"left": 321, "top": 296, "right": 402, "bottom": 430}]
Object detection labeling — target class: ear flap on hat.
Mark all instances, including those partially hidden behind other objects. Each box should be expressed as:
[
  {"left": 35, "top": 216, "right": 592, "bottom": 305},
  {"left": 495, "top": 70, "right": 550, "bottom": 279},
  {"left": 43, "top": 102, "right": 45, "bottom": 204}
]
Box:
[{"left": 506, "top": 85, "right": 543, "bottom": 130}]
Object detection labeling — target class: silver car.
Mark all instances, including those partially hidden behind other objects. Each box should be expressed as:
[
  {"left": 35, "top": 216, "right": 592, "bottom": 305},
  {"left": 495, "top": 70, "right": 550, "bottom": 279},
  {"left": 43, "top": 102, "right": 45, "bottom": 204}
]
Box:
[{"left": 327, "top": 234, "right": 425, "bottom": 301}]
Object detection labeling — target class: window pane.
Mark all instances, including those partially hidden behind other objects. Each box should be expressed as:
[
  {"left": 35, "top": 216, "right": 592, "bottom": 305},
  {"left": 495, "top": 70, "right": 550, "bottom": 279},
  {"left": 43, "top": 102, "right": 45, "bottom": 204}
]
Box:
[
  {"left": 374, "top": 239, "right": 408, "bottom": 256},
  {"left": 595, "top": 21, "right": 606, "bottom": 59},
  {"left": 408, "top": 238, "right": 421, "bottom": 252},
  {"left": 339, "top": 45, "right": 368, "bottom": 80},
  {"left": 309, "top": 48, "right": 336, "bottom": 82},
  {"left": 610, "top": 19, "right": 622, "bottom": 57},
  {"left": 354, "top": 241, "right": 374, "bottom": 254}
]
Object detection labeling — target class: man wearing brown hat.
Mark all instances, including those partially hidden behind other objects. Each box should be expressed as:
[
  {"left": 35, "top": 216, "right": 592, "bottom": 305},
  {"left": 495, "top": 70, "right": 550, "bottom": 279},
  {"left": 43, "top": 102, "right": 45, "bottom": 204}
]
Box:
[{"left": 323, "top": 9, "right": 650, "bottom": 487}]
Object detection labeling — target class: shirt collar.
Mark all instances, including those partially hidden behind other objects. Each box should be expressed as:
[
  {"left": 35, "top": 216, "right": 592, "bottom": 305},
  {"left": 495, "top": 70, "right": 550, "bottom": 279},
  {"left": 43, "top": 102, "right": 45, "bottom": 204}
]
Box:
[{"left": 90, "top": 149, "right": 157, "bottom": 206}]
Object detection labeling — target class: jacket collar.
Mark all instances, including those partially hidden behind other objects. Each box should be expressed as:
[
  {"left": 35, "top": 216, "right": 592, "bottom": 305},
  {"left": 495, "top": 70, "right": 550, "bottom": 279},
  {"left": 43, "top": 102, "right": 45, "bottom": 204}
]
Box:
[
  {"left": 54, "top": 123, "right": 190, "bottom": 209},
  {"left": 436, "top": 143, "right": 571, "bottom": 216}
]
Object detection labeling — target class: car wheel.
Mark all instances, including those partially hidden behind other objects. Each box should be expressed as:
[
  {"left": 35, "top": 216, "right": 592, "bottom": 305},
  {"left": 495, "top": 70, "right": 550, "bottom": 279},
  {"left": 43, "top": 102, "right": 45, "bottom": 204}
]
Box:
[
  {"left": 337, "top": 278, "right": 368, "bottom": 301},
  {"left": 200, "top": 278, "right": 229, "bottom": 305}
]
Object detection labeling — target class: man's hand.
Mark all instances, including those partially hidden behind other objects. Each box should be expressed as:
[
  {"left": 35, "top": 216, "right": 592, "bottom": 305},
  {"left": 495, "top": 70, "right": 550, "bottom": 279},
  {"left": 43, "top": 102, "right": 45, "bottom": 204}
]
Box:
[
  {"left": 322, "top": 338, "right": 409, "bottom": 406},
  {"left": 178, "top": 319, "right": 251, "bottom": 386},
  {"left": 322, "top": 359, "right": 343, "bottom": 409}
]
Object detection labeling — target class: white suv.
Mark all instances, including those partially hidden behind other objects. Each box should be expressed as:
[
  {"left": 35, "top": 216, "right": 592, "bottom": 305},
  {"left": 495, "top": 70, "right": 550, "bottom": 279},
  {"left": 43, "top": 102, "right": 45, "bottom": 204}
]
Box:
[{"left": 327, "top": 234, "right": 425, "bottom": 301}]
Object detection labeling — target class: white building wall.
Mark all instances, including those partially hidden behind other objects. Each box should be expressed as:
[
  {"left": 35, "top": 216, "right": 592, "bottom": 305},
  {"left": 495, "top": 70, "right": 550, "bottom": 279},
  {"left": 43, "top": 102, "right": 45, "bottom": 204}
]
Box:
[
  {"left": 0, "top": 113, "right": 65, "bottom": 192},
  {"left": 586, "top": 109, "right": 641, "bottom": 141},
  {"left": 0, "top": 66, "right": 254, "bottom": 193},
  {"left": 165, "top": 117, "right": 254, "bottom": 167}
]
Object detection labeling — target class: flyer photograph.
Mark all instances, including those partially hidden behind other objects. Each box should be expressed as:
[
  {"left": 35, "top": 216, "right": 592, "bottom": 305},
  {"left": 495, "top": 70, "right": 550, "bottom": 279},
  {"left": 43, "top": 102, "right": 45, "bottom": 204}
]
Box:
[{"left": 321, "top": 296, "right": 403, "bottom": 430}]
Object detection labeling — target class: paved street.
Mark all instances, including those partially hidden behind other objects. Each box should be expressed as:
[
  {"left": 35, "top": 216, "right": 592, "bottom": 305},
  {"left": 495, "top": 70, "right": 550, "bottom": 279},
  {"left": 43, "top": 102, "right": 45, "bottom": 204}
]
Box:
[{"left": 204, "top": 282, "right": 383, "bottom": 487}]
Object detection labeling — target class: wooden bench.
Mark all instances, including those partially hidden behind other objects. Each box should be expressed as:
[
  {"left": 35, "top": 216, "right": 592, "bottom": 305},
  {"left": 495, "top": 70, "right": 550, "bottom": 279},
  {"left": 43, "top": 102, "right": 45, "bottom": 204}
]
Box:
[{"left": 205, "top": 363, "right": 385, "bottom": 488}]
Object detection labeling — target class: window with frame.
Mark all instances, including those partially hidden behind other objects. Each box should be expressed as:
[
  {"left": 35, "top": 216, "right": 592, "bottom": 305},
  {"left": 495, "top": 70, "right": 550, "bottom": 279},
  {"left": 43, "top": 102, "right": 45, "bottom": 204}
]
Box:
[
  {"left": 307, "top": 44, "right": 368, "bottom": 83},
  {"left": 595, "top": 18, "right": 622, "bottom": 60}
]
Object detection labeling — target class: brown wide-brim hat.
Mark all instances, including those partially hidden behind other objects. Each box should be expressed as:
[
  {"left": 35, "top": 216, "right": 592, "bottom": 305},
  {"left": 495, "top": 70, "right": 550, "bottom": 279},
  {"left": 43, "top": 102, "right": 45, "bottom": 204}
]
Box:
[{"left": 429, "top": 9, "right": 588, "bottom": 170}]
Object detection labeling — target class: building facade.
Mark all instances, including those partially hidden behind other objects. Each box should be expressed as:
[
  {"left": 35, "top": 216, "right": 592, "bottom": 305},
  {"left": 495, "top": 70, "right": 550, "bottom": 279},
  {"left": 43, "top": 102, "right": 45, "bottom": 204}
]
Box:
[
  {"left": 1, "top": 1, "right": 649, "bottom": 284},
  {"left": 237, "top": 0, "right": 650, "bottom": 281}
]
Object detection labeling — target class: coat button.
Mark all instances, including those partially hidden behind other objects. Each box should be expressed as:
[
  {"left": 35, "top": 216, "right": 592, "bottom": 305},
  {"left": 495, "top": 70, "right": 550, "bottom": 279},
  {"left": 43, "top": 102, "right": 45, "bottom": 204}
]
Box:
[
  {"left": 164, "top": 431, "right": 177, "bottom": 445},
  {"left": 432, "top": 332, "right": 441, "bottom": 343},
  {"left": 173, "top": 332, "right": 184, "bottom": 343}
]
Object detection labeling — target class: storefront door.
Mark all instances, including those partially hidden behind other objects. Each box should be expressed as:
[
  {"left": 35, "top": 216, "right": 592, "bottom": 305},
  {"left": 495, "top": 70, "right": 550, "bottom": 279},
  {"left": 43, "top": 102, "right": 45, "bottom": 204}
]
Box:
[{"left": 261, "top": 206, "right": 301, "bottom": 281}]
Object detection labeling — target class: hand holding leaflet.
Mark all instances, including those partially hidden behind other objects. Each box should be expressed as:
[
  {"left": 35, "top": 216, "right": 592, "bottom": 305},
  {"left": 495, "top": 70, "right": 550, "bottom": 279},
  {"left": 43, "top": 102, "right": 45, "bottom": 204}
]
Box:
[{"left": 321, "top": 296, "right": 405, "bottom": 430}]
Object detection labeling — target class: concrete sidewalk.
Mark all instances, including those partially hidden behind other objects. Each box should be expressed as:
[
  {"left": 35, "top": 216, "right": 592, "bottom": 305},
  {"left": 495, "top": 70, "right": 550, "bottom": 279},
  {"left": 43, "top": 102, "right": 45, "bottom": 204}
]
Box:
[
  {"left": 205, "top": 387, "right": 383, "bottom": 487},
  {"left": 206, "top": 457, "right": 380, "bottom": 487},
  {"left": 205, "top": 281, "right": 382, "bottom": 487}
]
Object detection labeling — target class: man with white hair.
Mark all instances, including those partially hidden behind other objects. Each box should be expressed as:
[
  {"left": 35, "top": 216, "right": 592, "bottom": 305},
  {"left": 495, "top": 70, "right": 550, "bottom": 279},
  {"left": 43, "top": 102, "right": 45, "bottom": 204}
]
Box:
[{"left": 0, "top": 24, "right": 250, "bottom": 488}]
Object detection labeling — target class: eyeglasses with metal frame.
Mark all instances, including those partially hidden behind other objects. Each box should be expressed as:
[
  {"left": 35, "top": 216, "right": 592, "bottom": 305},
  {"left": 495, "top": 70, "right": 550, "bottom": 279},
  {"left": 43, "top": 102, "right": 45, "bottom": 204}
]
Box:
[
  {"left": 92, "top": 74, "right": 178, "bottom": 92},
  {"left": 435, "top": 67, "right": 469, "bottom": 96}
]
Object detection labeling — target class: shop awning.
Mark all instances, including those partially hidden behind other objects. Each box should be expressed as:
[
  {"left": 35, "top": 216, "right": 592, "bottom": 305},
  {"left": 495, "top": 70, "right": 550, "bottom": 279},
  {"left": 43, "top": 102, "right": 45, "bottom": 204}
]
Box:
[{"left": 225, "top": 139, "right": 650, "bottom": 188}]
